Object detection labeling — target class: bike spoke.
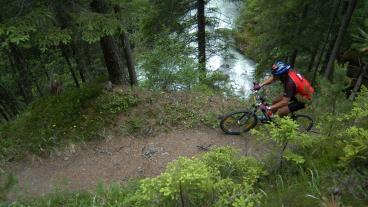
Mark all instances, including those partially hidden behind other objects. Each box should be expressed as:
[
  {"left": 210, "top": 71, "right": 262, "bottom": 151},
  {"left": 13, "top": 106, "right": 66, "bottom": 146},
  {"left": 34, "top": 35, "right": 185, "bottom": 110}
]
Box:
[{"left": 221, "top": 111, "right": 257, "bottom": 134}]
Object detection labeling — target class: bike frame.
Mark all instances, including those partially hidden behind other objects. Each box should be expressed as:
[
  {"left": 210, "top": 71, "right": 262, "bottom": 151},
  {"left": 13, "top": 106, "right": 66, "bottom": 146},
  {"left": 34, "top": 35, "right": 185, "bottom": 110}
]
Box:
[{"left": 251, "top": 91, "right": 272, "bottom": 122}]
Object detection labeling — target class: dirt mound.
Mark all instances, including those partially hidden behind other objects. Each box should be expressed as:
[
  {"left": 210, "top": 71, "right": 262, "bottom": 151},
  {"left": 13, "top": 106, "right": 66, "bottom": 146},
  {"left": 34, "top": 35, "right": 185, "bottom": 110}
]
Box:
[{"left": 5, "top": 128, "right": 267, "bottom": 200}]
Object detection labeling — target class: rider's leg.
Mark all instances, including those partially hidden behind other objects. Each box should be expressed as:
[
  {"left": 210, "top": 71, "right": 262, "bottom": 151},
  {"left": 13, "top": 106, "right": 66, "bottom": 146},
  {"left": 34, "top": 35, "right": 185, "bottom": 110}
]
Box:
[
  {"left": 275, "top": 102, "right": 306, "bottom": 117},
  {"left": 275, "top": 106, "right": 290, "bottom": 117},
  {"left": 270, "top": 95, "right": 284, "bottom": 113},
  {"left": 288, "top": 102, "right": 306, "bottom": 113},
  {"left": 272, "top": 95, "right": 283, "bottom": 104}
]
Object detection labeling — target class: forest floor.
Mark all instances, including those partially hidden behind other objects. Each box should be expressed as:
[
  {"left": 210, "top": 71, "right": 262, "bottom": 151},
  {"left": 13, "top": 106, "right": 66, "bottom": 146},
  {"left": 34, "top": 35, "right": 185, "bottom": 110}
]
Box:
[{"left": 4, "top": 123, "right": 269, "bottom": 201}]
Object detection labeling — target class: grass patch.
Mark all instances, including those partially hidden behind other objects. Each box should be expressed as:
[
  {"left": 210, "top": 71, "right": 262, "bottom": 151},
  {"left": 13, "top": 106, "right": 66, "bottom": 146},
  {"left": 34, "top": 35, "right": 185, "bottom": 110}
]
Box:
[
  {"left": 3, "top": 147, "right": 265, "bottom": 206},
  {"left": 0, "top": 84, "right": 140, "bottom": 160},
  {"left": 120, "top": 91, "right": 246, "bottom": 134},
  {"left": 0, "top": 86, "right": 246, "bottom": 160}
]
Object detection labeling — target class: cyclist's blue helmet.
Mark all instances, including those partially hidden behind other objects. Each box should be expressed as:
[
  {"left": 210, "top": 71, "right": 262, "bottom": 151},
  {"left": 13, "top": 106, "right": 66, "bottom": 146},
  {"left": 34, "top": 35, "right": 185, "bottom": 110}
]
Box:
[{"left": 272, "top": 61, "right": 291, "bottom": 76}]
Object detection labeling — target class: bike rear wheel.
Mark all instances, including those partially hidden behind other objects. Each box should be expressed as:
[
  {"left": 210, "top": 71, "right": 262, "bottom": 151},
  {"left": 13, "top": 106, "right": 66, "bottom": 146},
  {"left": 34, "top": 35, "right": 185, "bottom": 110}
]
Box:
[
  {"left": 220, "top": 110, "right": 258, "bottom": 135},
  {"left": 292, "top": 114, "right": 314, "bottom": 132}
]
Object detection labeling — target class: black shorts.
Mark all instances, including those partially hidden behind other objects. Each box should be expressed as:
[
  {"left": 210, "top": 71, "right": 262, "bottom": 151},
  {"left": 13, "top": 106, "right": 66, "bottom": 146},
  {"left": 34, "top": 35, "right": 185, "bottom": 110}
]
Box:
[{"left": 288, "top": 97, "right": 305, "bottom": 112}]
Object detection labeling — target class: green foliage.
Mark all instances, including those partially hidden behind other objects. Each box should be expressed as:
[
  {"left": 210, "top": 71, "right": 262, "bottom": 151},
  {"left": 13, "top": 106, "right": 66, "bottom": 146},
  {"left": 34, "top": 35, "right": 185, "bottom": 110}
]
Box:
[
  {"left": 340, "top": 127, "right": 368, "bottom": 166},
  {"left": 252, "top": 116, "right": 312, "bottom": 168},
  {"left": 36, "top": 27, "right": 72, "bottom": 52},
  {"left": 0, "top": 89, "right": 245, "bottom": 160},
  {"left": 310, "top": 64, "right": 352, "bottom": 133},
  {"left": 126, "top": 147, "right": 265, "bottom": 207},
  {"left": 125, "top": 117, "right": 145, "bottom": 134},
  {"left": 352, "top": 28, "right": 368, "bottom": 56},
  {"left": 139, "top": 33, "right": 198, "bottom": 91},
  {"left": 336, "top": 86, "right": 368, "bottom": 167},
  {"left": 96, "top": 90, "right": 140, "bottom": 114},
  {"left": 201, "top": 147, "right": 266, "bottom": 181},
  {"left": 131, "top": 157, "right": 216, "bottom": 206},
  {"left": 123, "top": 90, "right": 244, "bottom": 131},
  {"left": 236, "top": 0, "right": 332, "bottom": 73},
  {"left": 0, "top": 85, "right": 140, "bottom": 160},
  {"left": 283, "top": 151, "right": 305, "bottom": 165},
  {"left": 4, "top": 181, "right": 140, "bottom": 207},
  {"left": 0, "top": 171, "right": 17, "bottom": 202},
  {"left": 4, "top": 148, "right": 265, "bottom": 207},
  {"left": 78, "top": 13, "right": 123, "bottom": 43}
]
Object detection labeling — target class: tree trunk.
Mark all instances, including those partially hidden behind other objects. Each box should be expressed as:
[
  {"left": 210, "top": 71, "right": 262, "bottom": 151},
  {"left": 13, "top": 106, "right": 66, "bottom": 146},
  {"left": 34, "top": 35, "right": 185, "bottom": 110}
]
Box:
[
  {"left": 289, "top": 5, "right": 308, "bottom": 68},
  {"left": 289, "top": 49, "right": 298, "bottom": 68},
  {"left": 197, "top": 0, "right": 206, "bottom": 72},
  {"left": 100, "top": 36, "right": 128, "bottom": 85},
  {"left": 43, "top": 64, "right": 51, "bottom": 81},
  {"left": 349, "top": 64, "right": 367, "bottom": 101},
  {"left": 60, "top": 45, "right": 80, "bottom": 88},
  {"left": 83, "top": 43, "right": 95, "bottom": 75},
  {"left": 0, "top": 83, "right": 20, "bottom": 117},
  {"left": 308, "top": 48, "right": 318, "bottom": 73},
  {"left": 324, "top": 0, "right": 358, "bottom": 81},
  {"left": 313, "top": 0, "right": 342, "bottom": 84},
  {"left": 7, "top": 52, "right": 27, "bottom": 103},
  {"left": 91, "top": 0, "right": 129, "bottom": 85},
  {"left": 9, "top": 45, "right": 34, "bottom": 104},
  {"left": 72, "top": 36, "right": 89, "bottom": 83},
  {"left": 31, "top": 71, "right": 43, "bottom": 96},
  {"left": 0, "top": 103, "right": 10, "bottom": 122},
  {"left": 121, "top": 31, "right": 138, "bottom": 86}
]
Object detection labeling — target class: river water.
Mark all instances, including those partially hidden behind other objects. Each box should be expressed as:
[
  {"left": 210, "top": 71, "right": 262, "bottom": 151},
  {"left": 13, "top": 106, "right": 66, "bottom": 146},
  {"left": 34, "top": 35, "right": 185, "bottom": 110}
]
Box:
[{"left": 206, "top": 0, "right": 255, "bottom": 96}]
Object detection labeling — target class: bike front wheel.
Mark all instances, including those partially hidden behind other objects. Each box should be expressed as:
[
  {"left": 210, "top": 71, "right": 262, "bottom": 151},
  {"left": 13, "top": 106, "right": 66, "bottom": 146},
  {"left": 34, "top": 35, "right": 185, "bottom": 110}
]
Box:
[
  {"left": 292, "top": 114, "right": 314, "bottom": 132},
  {"left": 220, "top": 110, "right": 258, "bottom": 135}
]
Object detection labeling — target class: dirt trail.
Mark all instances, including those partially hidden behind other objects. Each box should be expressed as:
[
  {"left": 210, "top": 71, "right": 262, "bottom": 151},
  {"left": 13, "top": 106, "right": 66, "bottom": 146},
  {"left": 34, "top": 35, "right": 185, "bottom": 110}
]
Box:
[{"left": 5, "top": 128, "right": 268, "bottom": 200}]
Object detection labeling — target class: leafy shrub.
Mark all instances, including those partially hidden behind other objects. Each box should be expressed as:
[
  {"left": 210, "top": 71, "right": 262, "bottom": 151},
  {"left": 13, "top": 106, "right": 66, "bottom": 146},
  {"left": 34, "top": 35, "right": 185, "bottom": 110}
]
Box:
[
  {"left": 139, "top": 33, "right": 232, "bottom": 94},
  {"left": 0, "top": 85, "right": 140, "bottom": 160},
  {"left": 126, "top": 147, "right": 265, "bottom": 207},
  {"left": 201, "top": 147, "right": 266, "bottom": 182},
  {"left": 0, "top": 171, "right": 17, "bottom": 202},
  {"left": 337, "top": 86, "right": 368, "bottom": 167},
  {"left": 251, "top": 117, "right": 313, "bottom": 169},
  {"left": 125, "top": 117, "right": 145, "bottom": 134},
  {"left": 139, "top": 33, "right": 199, "bottom": 91},
  {"left": 5, "top": 148, "right": 265, "bottom": 207}
]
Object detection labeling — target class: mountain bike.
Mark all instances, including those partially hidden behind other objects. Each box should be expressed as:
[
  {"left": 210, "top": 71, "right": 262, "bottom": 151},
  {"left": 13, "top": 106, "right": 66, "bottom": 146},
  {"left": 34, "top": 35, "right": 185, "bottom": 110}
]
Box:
[{"left": 220, "top": 90, "right": 314, "bottom": 135}]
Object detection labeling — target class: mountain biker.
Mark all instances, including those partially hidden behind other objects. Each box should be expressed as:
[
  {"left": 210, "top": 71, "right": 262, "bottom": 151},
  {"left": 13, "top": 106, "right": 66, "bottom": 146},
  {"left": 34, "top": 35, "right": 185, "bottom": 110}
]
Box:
[{"left": 253, "top": 61, "right": 314, "bottom": 117}]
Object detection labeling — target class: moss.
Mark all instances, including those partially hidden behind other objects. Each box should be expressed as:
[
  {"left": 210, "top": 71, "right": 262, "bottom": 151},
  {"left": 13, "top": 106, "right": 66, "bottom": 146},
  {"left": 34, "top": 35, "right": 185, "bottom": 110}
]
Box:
[
  {"left": 0, "top": 87, "right": 246, "bottom": 160},
  {"left": 0, "top": 84, "right": 140, "bottom": 160}
]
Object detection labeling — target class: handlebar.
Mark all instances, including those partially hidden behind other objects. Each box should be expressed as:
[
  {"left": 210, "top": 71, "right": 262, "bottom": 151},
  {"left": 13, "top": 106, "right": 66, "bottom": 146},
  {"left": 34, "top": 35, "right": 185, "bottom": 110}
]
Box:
[{"left": 250, "top": 89, "right": 265, "bottom": 103}]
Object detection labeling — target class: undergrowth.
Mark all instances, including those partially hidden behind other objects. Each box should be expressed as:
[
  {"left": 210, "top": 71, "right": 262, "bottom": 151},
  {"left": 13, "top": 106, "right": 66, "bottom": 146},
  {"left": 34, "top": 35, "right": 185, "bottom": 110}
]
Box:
[
  {"left": 0, "top": 84, "right": 139, "bottom": 160},
  {"left": 0, "top": 86, "right": 245, "bottom": 161},
  {"left": 3, "top": 147, "right": 266, "bottom": 207}
]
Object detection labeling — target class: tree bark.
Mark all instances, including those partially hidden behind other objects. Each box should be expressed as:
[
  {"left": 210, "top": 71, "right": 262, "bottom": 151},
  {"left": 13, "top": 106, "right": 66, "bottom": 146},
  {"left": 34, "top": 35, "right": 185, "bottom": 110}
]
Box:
[
  {"left": 289, "top": 49, "right": 298, "bottom": 68},
  {"left": 31, "top": 71, "right": 43, "bottom": 96},
  {"left": 324, "top": 0, "right": 358, "bottom": 81},
  {"left": 0, "top": 103, "right": 10, "bottom": 122},
  {"left": 121, "top": 31, "right": 138, "bottom": 86},
  {"left": 7, "top": 52, "right": 27, "bottom": 103},
  {"left": 197, "top": 0, "right": 206, "bottom": 72},
  {"left": 83, "top": 42, "right": 95, "bottom": 74},
  {"left": 60, "top": 45, "right": 80, "bottom": 88},
  {"left": 72, "top": 36, "right": 89, "bottom": 83},
  {"left": 308, "top": 45, "right": 319, "bottom": 72},
  {"left": 312, "top": 0, "right": 342, "bottom": 84},
  {"left": 9, "top": 45, "right": 34, "bottom": 104},
  {"left": 0, "top": 83, "right": 20, "bottom": 117},
  {"left": 349, "top": 64, "right": 367, "bottom": 101},
  {"left": 91, "top": 0, "right": 129, "bottom": 85},
  {"left": 289, "top": 5, "right": 308, "bottom": 68}
]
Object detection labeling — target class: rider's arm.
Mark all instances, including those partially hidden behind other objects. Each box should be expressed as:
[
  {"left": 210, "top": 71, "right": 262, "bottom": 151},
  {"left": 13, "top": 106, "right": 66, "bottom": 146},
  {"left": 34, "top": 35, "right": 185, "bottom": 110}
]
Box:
[{"left": 260, "top": 76, "right": 276, "bottom": 87}]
